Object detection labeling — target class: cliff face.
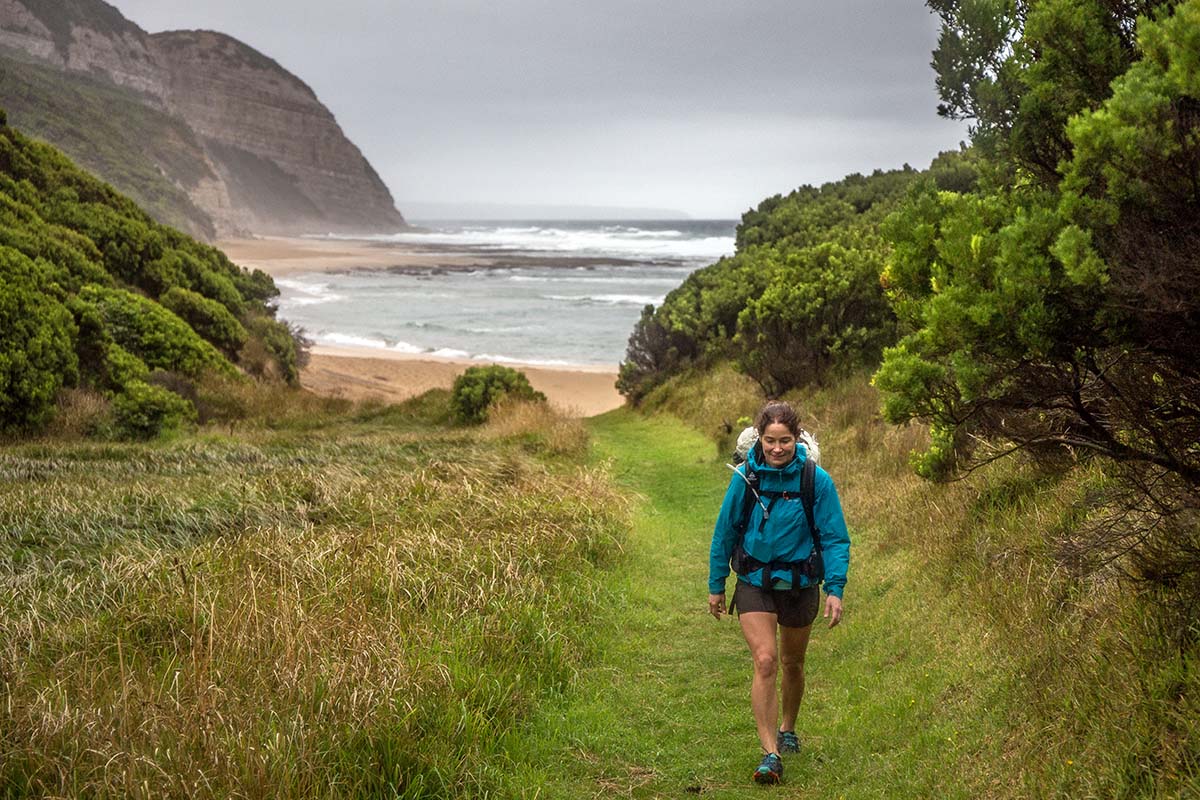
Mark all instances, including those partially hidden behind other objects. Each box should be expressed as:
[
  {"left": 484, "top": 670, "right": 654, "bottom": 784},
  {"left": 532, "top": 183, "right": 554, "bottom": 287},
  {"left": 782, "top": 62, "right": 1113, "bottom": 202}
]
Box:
[
  {"left": 0, "top": 0, "right": 165, "bottom": 97},
  {"left": 0, "top": 0, "right": 406, "bottom": 237},
  {"left": 151, "top": 30, "right": 404, "bottom": 235}
]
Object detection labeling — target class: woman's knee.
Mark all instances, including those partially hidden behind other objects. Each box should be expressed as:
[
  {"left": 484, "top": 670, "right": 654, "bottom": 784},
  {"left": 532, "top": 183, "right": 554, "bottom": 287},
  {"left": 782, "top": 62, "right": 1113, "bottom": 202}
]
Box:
[
  {"left": 779, "top": 652, "right": 805, "bottom": 676},
  {"left": 752, "top": 650, "right": 778, "bottom": 678}
]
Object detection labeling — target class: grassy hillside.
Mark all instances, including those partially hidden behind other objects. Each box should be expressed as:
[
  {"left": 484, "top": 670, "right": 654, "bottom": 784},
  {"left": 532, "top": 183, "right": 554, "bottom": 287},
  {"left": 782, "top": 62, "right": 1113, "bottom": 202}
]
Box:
[{"left": 0, "top": 52, "right": 217, "bottom": 238}]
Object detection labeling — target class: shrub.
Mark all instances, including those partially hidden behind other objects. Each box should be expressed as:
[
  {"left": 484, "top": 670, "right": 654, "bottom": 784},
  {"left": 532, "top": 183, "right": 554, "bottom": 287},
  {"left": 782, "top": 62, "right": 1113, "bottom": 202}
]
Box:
[
  {"left": 241, "top": 314, "right": 307, "bottom": 385},
  {"left": 449, "top": 364, "right": 545, "bottom": 424},
  {"left": 0, "top": 246, "right": 79, "bottom": 431},
  {"left": 187, "top": 259, "right": 244, "bottom": 314},
  {"left": 231, "top": 265, "right": 277, "bottom": 304},
  {"left": 77, "top": 284, "right": 236, "bottom": 378},
  {"left": 111, "top": 379, "right": 196, "bottom": 439},
  {"left": 99, "top": 341, "right": 149, "bottom": 392},
  {"left": 160, "top": 286, "right": 248, "bottom": 357},
  {"left": 616, "top": 305, "right": 687, "bottom": 405},
  {"left": 735, "top": 238, "right": 895, "bottom": 396}
]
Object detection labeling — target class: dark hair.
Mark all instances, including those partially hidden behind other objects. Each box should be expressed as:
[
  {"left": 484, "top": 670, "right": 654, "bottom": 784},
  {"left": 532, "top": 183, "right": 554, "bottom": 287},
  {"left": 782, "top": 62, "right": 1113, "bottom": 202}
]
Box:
[{"left": 755, "top": 401, "right": 801, "bottom": 436}]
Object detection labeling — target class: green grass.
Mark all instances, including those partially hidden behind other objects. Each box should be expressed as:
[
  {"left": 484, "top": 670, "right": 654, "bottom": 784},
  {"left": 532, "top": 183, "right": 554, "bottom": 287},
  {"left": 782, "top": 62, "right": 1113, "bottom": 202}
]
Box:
[
  {"left": 3, "top": 378, "right": 1197, "bottom": 797},
  {"left": 534, "top": 371, "right": 1198, "bottom": 799}
]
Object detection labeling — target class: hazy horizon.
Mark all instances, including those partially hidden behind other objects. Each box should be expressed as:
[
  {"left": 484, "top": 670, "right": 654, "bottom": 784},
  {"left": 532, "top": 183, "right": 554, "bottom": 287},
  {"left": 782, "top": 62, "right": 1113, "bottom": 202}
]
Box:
[{"left": 400, "top": 201, "right": 701, "bottom": 222}]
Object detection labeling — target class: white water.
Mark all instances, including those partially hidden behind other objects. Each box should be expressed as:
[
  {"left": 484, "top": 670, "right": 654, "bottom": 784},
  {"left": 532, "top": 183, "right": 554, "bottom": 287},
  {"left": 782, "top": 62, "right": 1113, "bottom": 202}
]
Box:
[{"left": 275, "top": 220, "right": 736, "bottom": 366}]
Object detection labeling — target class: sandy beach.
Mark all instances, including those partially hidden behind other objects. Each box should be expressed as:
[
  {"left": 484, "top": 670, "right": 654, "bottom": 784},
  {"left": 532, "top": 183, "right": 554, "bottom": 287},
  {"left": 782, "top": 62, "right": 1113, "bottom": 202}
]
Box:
[{"left": 219, "top": 236, "right": 626, "bottom": 416}]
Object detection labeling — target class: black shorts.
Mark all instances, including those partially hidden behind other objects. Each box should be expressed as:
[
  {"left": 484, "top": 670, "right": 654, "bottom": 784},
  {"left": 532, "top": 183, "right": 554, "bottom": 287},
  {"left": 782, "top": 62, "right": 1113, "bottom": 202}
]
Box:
[{"left": 733, "top": 580, "right": 820, "bottom": 629}]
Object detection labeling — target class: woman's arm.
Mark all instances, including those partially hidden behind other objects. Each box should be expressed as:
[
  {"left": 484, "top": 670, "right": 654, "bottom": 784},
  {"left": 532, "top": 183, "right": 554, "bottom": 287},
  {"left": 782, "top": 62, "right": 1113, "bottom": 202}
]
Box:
[
  {"left": 708, "top": 593, "right": 727, "bottom": 619},
  {"left": 708, "top": 470, "right": 748, "bottom": 596},
  {"left": 813, "top": 467, "right": 851, "bottom": 601}
]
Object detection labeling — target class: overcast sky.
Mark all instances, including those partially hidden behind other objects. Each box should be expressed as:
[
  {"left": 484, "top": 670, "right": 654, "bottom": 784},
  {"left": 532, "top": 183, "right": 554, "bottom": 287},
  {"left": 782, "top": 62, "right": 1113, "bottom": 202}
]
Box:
[{"left": 109, "top": 0, "right": 967, "bottom": 219}]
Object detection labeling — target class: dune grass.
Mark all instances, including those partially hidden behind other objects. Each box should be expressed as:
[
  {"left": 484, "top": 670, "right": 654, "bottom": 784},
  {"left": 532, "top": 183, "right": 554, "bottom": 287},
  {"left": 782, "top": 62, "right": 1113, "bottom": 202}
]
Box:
[
  {"left": 0, "top": 395, "right": 627, "bottom": 798},
  {"left": 3, "top": 374, "right": 1196, "bottom": 797}
]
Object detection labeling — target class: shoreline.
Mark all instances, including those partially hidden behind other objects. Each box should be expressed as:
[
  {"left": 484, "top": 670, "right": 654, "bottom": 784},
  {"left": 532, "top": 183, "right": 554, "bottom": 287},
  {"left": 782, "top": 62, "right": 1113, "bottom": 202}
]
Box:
[
  {"left": 302, "top": 346, "right": 623, "bottom": 417},
  {"left": 310, "top": 344, "right": 617, "bottom": 375},
  {"left": 217, "top": 236, "right": 626, "bottom": 416}
]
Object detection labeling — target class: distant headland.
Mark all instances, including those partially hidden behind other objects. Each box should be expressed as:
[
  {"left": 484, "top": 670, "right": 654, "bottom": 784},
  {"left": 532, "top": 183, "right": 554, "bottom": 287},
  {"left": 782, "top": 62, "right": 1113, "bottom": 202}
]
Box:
[{"left": 0, "top": 0, "right": 407, "bottom": 240}]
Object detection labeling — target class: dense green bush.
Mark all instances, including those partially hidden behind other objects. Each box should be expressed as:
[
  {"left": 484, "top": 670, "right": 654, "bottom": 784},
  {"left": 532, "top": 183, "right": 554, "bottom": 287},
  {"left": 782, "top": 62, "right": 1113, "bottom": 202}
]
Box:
[
  {"left": 160, "top": 286, "right": 248, "bottom": 357},
  {"left": 0, "top": 246, "right": 79, "bottom": 431},
  {"left": 111, "top": 379, "right": 196, "bottom": 439},
  {"left": 450, "top": 365, "right": 546, "bottom": 424},
  {"left": 0, "top": 192, "right": 110, "bottom": 290},
  {"left": 0, "top": 113, "right": 293, "bottom": 428},
  {"left": 616, "top": 160, "right": 966, "bottom": 402},
  {"left": 99, "top": 342, "right": 150, "bottom": 392},
  {"left": 185, "top": 253, "right": 245, "bottom": 314},
  {"left": 878, "top": 1, "right": 1200, "bottom": 484},
  {"left": 736, "top": 236, "right": 895, "bottom": 396},
  {"left": 616, "top": 304, "right": 691, "bottom": 405},
  {"left": 77, "top": 284, "right": 236, "bottom": 378},
  {"left": 874, "top": 0, "right": 1200, "bottom": 630}
]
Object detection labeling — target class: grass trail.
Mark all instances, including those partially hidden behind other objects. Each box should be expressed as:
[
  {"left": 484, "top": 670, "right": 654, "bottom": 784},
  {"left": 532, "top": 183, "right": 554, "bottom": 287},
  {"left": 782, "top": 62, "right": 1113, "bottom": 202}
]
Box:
[{"left": 515, "top": 409, "right": 1011, "bottom": 798}]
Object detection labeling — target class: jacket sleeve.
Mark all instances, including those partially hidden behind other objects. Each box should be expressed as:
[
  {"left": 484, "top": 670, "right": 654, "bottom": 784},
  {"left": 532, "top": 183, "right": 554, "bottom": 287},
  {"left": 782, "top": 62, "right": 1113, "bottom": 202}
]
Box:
[
  {"left": 708, "top": 469, "right": 747, "bottom": 594},
  {"left": 814, "top": 467, "right": 851, "bottom": 599}
]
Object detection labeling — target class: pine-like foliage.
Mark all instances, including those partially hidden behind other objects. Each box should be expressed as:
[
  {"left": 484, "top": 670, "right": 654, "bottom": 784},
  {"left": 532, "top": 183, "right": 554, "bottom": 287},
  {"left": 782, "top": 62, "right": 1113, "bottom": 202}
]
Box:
[{"left": 875, "top": 0, "right": 1200, "bottom": 622}]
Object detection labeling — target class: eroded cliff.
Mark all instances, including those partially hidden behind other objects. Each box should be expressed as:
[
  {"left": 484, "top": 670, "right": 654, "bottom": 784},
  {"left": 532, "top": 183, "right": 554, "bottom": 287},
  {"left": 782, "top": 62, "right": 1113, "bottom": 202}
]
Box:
[{"left": 0, "top": 0, "right": 406, "bottom": 237}]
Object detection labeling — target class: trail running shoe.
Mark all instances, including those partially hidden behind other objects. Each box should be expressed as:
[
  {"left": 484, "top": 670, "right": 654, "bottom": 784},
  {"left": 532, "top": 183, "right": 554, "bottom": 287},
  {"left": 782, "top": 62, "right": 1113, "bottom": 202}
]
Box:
[
  {"left": 753, "top": 752, "right": 783, "bottom": 785},
  {"left": 777, "top": 730, "right": 800, "bottom": 753}
]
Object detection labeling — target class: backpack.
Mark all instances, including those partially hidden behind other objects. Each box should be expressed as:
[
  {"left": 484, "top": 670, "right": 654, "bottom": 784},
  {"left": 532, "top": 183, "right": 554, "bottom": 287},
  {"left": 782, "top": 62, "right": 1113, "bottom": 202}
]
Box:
[{"left": 725, "top": 428, "right": 824, "bottom": 598}]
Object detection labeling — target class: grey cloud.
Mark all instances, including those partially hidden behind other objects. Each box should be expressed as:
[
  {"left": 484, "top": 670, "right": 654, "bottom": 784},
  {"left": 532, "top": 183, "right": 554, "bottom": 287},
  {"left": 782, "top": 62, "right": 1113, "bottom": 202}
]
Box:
[{"left": 110, "top": 0, "right": 966, "bottom": 217}]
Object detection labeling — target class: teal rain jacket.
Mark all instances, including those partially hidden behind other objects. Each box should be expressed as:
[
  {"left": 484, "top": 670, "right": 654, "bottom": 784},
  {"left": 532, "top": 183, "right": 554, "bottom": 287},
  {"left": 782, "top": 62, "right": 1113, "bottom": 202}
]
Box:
[{"left": 708, "top": 443, "right": 851, "bottom": 599}]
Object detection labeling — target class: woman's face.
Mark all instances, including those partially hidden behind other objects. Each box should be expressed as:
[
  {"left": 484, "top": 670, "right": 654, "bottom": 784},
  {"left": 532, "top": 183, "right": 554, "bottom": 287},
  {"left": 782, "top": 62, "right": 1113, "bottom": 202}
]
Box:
[{"left": 760, "top": 422, "right": 796, "bottom": 467}]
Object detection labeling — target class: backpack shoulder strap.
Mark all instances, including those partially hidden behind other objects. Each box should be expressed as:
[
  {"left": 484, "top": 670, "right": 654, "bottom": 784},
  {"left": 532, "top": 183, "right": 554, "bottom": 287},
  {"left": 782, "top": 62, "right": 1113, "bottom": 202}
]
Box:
[
  {"left": 801, "top": 457, "right": 820, "bottom": 552},
  {"left": 735, "top": 464, "right": 758, "bottom": 534}
]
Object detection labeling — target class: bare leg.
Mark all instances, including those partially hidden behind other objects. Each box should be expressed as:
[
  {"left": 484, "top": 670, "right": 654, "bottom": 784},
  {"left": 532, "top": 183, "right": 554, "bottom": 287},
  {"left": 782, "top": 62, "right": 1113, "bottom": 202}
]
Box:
[
  {"left": 739, "top": 611, "right": 780, "bottom": 754},
  {"left": 778, "top": 623, "right": 812, "bottom": 732}
]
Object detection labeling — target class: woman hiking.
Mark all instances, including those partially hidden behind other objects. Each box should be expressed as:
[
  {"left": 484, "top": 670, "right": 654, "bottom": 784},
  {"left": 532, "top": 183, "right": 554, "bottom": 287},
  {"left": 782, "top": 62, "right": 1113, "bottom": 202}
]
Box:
[{"left": 707, "top": 401, "right": 851, "bottom": 785}]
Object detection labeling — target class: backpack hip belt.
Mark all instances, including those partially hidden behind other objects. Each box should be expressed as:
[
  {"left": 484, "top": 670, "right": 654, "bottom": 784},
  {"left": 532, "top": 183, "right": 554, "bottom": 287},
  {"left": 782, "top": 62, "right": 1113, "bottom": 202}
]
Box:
[{"left": 731, "top": 543, "right": 824, "bottom": 589}]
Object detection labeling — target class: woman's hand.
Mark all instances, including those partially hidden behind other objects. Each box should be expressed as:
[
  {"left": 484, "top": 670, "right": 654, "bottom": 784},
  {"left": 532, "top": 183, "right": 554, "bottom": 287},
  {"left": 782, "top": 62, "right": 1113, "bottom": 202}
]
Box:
[
  {"left": 823, "top": 594, "right": 843, "bottom": 628},
  {"left": 708, "top": 593, "right": 726, "bottom": 619}
]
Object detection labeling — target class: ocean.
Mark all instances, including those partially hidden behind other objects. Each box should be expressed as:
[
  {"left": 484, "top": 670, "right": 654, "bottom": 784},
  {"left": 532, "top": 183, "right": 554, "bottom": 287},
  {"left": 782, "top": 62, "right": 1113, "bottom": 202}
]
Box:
[{"left": 273, "top": 220, "right": 737, "bottom": 367}]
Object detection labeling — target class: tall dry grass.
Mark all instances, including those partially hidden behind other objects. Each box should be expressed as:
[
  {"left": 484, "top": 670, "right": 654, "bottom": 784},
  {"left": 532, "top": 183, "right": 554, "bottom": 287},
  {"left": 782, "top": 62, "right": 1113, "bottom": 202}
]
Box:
[
  {"left": 0, "top": 406, "right": 628, "bottom": 797},
  {"left": 481, "top": 398, "right": 590, "bottom": 459}
]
